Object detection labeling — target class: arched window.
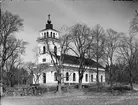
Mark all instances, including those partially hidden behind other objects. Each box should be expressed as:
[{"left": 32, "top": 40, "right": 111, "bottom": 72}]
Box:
[
  {"left": 43, "top": 73, "right": 46, "bottom": 83},
  {"left": 91, "top": 74, "right": 93, "bottom": 82},
  {"left": 54, "top": 72, "right": 57, "bottom": 81},
  {"left": 53, "top": 33, "right": 55, "bottom": 38},
  {"left": 54, "top": 46, "right": 57, "bottom": 54},
  {"left": 85, "top": 74, "right": 88, "bottom": 82},
  {"left": 43, "top": 46, "right": 46, "bottom": 54},
  {"left": 51, "top": 32, "right": 52, "bottom": 37},
  {"left": 101, "top": 75, "right": 103, "bottom": 82},
  {"left": 66, "top": 72, "right": 69, "bottom": 81},
  {"left": 73, "top": 73, "right": 76, "bottom": 81},
  {"left": 47, "top": 32, "right": 49, "bottom": 37},
  {"left": 44, "top": 32, "right": 46, "bottom": 38}
]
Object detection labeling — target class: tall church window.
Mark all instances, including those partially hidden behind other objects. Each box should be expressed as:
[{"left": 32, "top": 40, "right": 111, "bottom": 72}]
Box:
[
  {"left": 66, "top": 72, "right": 69, "bottom": 81},
  {"left": 91, "top": 74, "right": 93, "bottom": 82},
  {"left": 43, "top": 73, "right": 46, "bottom": 83},
  {"left": 44, "top": 32, "right": 46, "bottom": 38},
  {"left": 101, "top": 75, "right": 103, "bottom": 82},
  {"left": 51, "top": 32, "right": 52, "bottom": 37},
  {"left": 54, "top": 72, "right": 57, "bottom": 81},
  {"left": 53, "top": 33, "right": 55, "bottom": 38},
  {"left": 85, "top": 74, "right": 88, "bottom": 82},
  {"left": 73, "top": 73, "right": 76, "bottom": 81},
  {"left": 47, "top": 32, "right": 49, "bottom": 37},
  {"left": 54, "top": 46, "right": 57, "bottom": 54},
  {"left": 43, "top": 46, "right": 45, "bottom": 54}
]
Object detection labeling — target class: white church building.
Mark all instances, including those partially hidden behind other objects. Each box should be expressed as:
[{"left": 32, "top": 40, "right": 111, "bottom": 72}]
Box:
[{"left": 33, "top": 15, "right": 105, "bottom": 86}]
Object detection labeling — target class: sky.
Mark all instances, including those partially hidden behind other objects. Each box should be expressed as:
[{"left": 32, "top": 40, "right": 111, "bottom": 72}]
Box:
[{"left": 2, "top": 0, "right": 138, "bottom": 62}]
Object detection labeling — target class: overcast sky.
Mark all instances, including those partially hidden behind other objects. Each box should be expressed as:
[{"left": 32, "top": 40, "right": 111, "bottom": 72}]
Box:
[{"left": 2, "top": 0, "right": 138, "bottom": 62}]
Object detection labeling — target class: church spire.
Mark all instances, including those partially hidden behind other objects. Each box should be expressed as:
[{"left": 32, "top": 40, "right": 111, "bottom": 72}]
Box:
[
  {"left": 46, "top": 14, "right": 53, "bottom": 29},
  {"left": 47, "top": 14, "right": 51, "bottom": 24}
]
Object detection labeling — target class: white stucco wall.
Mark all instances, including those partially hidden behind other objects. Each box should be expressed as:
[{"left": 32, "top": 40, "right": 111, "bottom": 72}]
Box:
[
  {"left": 33, "top": 67, "right": 105, "bottom": 85},
  {"left": 37, "top": 34, "right": 61, "bottom": 64}
]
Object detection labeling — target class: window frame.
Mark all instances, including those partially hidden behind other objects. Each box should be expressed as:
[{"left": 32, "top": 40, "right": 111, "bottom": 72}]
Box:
[
  {"left": 53, "top": 33, "right": 55, "bottom": 38},
  {"left": 51, "top": 32, "right": 52, "bottom": 37},
  {"left": 91, "top": 74, "right": 93, "bottom": 82},
  {"left": 44, "top": 32, "right": 46, "bottom": 38},
  {"left": 85, "top": 74, "right": 88, "bottom": 82},
  {"left": 101, "top": 75, "right": 103, "bottom": 82},
  {"left": 66, "top": 72, "right": 69, "bottom": 81},
  {"left": 43, "top": 73, "right": 46, "bottom": 83},
  {"left": 42, "top": 58, "right": 46, "bottom": 62},
  {"left": 47, "top": 32, "right": 49, "bottom": 37},
  {"left": 43, "top": 46, "right": 46, "bottom": 54},
  {"left": 54, "top": 72, "right": 57, "bottom": 81},
  {"left": 54, "top": 46, "right": 57, "bottom": 54},
  {"left": 73, "top": 73, "right": 76, "bottom": 81}
]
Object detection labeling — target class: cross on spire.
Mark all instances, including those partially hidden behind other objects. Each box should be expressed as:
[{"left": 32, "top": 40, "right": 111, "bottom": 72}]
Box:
[{"left": 48, "top": 14, "right": 50, "bottom": 20}]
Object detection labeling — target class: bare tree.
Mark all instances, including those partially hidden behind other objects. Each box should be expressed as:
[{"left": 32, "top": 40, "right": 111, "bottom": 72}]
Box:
[
  {"left": 91, "top": 24, "right": 105, "bottom": 91},
  {"left": 0, "top": 11, "right": 24, "bottom": 95},
  {"left": 130, "top": 10, "right": 138, "bottom": 34},
  {"left": 103, "top": 28, "right": 120, "bottom": 89},
  {"left": 32, "top": 46, "right": 40, "bottom": 64},
  {"left": 25, "top": 62, "right": 48, "bottom": 84},
  {"left": 5, "top": 45, "right": 25, "bottom": 86},
  {"left": 117, "top": 34, "right": 137, "bottom": 89},
  {"left": 68, "top": 23, "right": 93, "bottom": 89},
  {"left": 5, "top": 37, "right": 27, "bottom": 71},
  {"left": 0, "top": 11, "right": 23, "bottom": 76},
  {"left": 33, "top": 64, "right": 49, "bottom": 84},
  {"left": 132, "top": 42, "right": 138, "bottom": 84}
]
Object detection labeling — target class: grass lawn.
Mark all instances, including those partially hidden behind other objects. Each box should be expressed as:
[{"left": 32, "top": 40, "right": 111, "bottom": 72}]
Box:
[
  {"left": 1, "top": 92, "right": 138, "bottom": 105},
  {"left": 1, "top": 84, "right": 138, "bottom": 105}
]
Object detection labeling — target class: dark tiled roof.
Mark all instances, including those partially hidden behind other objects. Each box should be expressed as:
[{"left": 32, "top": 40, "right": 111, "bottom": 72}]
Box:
[
  {"left": 57, "top": 54, "right": 105, "bottom": 69},
  {"left": 40, "top": 28, "right": 59, "bottom": 32}
]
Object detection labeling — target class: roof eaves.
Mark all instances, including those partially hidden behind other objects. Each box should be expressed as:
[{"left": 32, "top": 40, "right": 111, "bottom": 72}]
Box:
[{"left": 39, "top": 28, "right": 59, "bottom": 32}]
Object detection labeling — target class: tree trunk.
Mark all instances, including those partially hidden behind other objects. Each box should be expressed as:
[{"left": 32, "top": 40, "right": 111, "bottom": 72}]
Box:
[
  {"left": 0, "top": 60, "right": 5, "bottom": 96},
  {"left": 129, "top": 69, "right": 133, "bottom": 90},
  {"left": 57, "top": 81, "right": 62, "bottom": 93},
  {"left": 96, "top": 62, "right": 100, "bottom": 91},
  {"left": 57, "top": 69, "right": 62, "bottom": 93},
  {"left": 78, "top": 74, "right": 83, "bottom": 90},
  {"left": 96, "top": 73, "right": 100, "bottom": 91},
  {"left": 109, "top": 67, "right": 113, "bottom": 89}
]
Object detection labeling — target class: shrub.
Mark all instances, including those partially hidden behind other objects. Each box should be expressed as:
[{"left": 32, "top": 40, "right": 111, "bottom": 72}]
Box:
[
  {"left": 48, "top": 86, "right": 57, "bottom": 92},
  {"left": 112, "top": 86, "right": 131, "bottom": 91}
]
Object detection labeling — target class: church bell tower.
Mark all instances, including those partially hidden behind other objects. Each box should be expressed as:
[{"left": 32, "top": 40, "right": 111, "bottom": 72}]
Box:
[{"left": 37, "top": 14, "right": 60, "bottom": 64}]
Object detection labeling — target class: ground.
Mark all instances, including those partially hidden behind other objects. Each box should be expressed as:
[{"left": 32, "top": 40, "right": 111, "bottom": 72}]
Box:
[
  {"left": 1, "top": 84, "right": 138, "bottom": 105},
  {"left": 1, "top": 91, "right": 138, "bottom": 105}
]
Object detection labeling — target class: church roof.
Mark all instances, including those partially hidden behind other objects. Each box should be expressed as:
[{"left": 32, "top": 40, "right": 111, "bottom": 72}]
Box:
[
  {"left": 40, "top": 28, "right": 59, "bottom": 32},
  {"left": 57, "top": 54, "right": 105, "bottom": 69},
  {"left": 40, "top": 14, "right": 59, "bottom": 33}
]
